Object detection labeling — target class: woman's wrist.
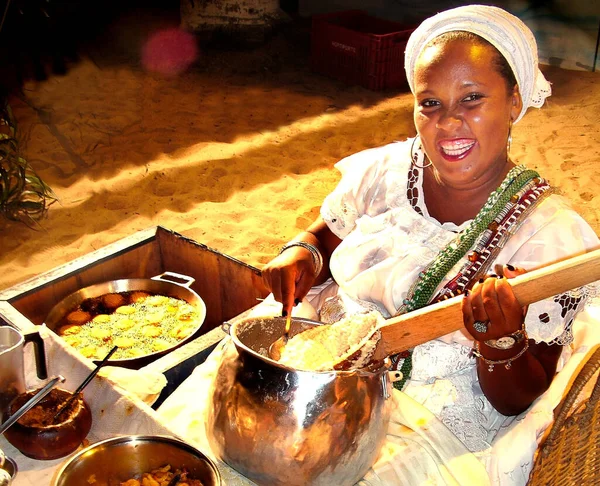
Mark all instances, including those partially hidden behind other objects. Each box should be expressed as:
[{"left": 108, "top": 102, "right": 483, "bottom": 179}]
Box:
[
  {"left": 472, "top": 325, "right": 529, "bottom": 372},
  {"left": 279, "top": 239, "right": 324, "bottom": 276},
  {"left": 481, "top": 327, "right": 527, "bottom": 351}
]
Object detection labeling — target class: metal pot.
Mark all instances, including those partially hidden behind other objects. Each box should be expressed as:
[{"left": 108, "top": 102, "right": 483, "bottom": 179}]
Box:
[
  {"left": 44, "top": 272, "right": 207, "bottom": 368},
  {"left": 0, "top": 326, "right": 47, "bottom": 417},
  {"left": 207, "top": 316, "right": 392, "bottom": 486}
]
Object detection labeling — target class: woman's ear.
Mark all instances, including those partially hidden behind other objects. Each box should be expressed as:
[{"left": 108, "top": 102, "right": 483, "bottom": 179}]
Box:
[{"left": 510, "top": 84, "right": 523, "bottom": 121}]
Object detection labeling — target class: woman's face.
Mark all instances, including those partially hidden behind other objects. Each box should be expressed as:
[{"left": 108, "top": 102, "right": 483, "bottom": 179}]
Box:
[{"left": 413, "top": 39, "right": 522, "bottom": 188}]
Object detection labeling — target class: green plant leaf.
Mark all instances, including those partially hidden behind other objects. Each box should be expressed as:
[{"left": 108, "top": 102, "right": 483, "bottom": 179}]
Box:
[{"left": 0, "top": 97, "right": 57, "bottom": 225}]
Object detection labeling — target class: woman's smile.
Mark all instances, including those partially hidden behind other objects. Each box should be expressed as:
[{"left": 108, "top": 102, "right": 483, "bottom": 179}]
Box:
[{"left": 438, "top": 138, "right": 476, "bottom": 161}]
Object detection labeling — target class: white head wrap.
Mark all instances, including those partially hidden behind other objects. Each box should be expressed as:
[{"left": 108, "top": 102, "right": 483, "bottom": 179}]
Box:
[{"left": 404, "top": 5, "right": 551, "bottom": 123}]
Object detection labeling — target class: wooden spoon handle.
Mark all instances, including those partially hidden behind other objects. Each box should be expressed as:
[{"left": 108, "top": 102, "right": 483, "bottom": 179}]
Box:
[{"left": 379, "top": 249, "right": 600, "bottom": 355}]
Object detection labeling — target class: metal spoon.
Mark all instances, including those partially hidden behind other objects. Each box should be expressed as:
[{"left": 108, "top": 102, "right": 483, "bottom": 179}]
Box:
[
  {"left": 267, "top": 313, "right": 291, "bottom": 361},
  {"left": 0, "top": 375, "right": 65, "bottom": 434}
]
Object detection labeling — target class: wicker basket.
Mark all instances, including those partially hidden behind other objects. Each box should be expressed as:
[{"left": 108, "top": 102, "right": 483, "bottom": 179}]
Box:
[{"left": 528, "top": 345, "right": 600, "bottom": 485}]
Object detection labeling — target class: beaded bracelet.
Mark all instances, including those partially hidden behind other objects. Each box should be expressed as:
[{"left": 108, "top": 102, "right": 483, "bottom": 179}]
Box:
[
  {"left": 279, "top": 241, "right": 324, "bottom": 277},
  {"left": 472, "top": 337, "right": 529, "bottom": 372}
]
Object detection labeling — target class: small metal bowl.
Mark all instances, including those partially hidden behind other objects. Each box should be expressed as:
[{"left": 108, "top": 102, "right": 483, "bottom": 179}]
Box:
[
  {"left": 0, "top": 451, "right": 17, "bottom": 485},
  {"left": 52, "top": 435, "right": 221, "bottom": 486}
]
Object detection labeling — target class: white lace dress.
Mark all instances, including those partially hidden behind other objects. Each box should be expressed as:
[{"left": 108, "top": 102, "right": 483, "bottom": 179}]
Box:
[{"left": 313, "top": 138, "right": 600, "bottom": 484}]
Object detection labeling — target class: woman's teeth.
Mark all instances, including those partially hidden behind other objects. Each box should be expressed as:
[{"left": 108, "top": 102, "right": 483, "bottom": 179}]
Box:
[{"left": 440, "top": 141, "right": 475, "bottom": 157}]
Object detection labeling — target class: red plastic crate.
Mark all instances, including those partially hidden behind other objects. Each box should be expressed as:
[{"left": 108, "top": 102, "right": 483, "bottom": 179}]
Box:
[{"left": 310, "top": 10, "right": 415, "bottom": 91}]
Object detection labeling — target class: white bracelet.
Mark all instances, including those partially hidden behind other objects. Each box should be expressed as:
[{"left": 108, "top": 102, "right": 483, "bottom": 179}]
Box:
[{"left": 279, "top": 241, "right": 324, "bottom": 276}]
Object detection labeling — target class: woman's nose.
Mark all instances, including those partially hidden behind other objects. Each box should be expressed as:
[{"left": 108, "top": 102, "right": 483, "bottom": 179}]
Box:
[{"left": 436, "top": 108, "right": 463, "bottom": 131}]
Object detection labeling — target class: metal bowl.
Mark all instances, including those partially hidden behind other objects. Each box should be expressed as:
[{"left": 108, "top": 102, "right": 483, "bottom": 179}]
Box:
[
  {"left": 52, "top": 435, "right": 221, "bottom": 486},
  {"left": 0, "top": 450, "right": 17, "bottom": 485}
]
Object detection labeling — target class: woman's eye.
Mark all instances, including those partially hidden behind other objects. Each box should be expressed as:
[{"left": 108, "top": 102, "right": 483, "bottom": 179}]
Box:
[
  {"left": 462, "top": 93, "right": 484, "bottom": 102},
  {"left": 420, "top": 99, "right": 439, "bottom": 108}
]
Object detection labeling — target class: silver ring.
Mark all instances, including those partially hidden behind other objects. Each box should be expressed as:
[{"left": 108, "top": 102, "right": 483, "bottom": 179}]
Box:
[{"left": 473, "top": 320, "right": 489, "bottom": 333}]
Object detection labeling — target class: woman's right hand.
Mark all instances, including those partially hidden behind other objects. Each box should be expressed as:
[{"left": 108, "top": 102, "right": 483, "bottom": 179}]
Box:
[
  {"left": 262, "top": 218, "right": 341, "bottom": 316},
  {"left": 261, "top": 246, "right": 319, "bottom": 316}
]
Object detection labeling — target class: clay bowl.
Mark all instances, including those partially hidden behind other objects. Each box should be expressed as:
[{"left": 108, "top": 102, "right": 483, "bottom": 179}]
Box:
[
  {"left": 52, "top": 435, "right": 221, "bottom": 486},
  {"left": 2, "top": 388, "right": 92, "bottom": 460}
]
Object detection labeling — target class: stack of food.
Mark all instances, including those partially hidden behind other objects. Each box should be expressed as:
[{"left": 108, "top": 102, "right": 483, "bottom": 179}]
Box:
[
  {"left": 56, "top": 291, "right": 201, "bottom": 361},
  {"left": 119, "top": 464, "right": 205, "bottom": 486},
  {"left": 277, "top": 311, "right": 382, "bottom": 371}
]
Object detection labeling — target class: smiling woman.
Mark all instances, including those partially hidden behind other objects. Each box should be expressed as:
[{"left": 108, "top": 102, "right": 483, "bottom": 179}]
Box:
[{"left": 254, "top": 4, "right": 600, "bottom": 484}]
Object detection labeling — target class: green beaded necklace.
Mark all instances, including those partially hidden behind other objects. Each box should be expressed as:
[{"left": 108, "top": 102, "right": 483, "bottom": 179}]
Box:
[
  {"left": 392, "top": 165, "right": 540, "bottom": 391},
  {"left": 398, "top": 165, "right": 539, "bottom": 314}
]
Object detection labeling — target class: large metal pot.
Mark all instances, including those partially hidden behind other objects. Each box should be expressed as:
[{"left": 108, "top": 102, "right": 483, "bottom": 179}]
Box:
[
  {"left": 207, "top": 316, "right": 392, "bottom": 486},
  {"left": 44, "top": 272, "right": 207, "bottom": 368}
]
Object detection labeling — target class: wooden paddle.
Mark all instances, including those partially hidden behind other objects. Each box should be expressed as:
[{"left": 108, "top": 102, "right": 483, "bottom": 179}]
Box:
[{"left": 378, "top": 248, "right": 600, "bottom": 356}]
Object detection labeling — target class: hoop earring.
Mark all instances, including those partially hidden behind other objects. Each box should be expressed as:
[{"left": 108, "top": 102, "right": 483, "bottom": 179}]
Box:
[
  {"left": 506, "top": 119, "right": 513, "bottom": 157},
  {"left": 411, "top": 136, "right": 432, "bottom": 169}
]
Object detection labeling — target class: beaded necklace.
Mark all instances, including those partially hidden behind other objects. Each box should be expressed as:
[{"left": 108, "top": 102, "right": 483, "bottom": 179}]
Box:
[
  {"left": 391, "top": 165, "right": 551, "bottom": 391},
  {"left": 398, "top": 165, "right": 541, "bottom": 314},
  {"left": 430, "top": 176, "right": 552, "bottom": 303}
]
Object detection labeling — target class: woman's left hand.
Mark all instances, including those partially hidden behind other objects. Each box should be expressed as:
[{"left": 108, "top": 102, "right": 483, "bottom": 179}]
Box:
[{"left": 462, "top": 265, "right": 527, "bottom": 341}]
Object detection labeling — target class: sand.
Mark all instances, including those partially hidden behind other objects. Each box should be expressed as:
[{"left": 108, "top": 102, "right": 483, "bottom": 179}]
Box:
[{"left": 1, "top": 10, "right": 599, "bottom": 294}]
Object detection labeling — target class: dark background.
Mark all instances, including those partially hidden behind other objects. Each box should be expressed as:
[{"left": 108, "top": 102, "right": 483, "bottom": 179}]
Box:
[{"left": 0, "top": 0, "right": 597, "bottom": 89}]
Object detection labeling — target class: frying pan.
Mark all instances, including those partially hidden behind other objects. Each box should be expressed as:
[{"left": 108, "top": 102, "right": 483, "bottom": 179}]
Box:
[{"left": 44, "top": 272, "right": 207, "bottom": 368}]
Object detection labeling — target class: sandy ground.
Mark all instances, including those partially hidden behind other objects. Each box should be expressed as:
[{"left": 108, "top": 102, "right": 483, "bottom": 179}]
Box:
[{"left": 1, "top": 8, "right": 599, "bottom": 293}]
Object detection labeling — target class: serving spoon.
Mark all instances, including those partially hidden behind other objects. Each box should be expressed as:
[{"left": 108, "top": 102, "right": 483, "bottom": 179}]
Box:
[
  {"left": 270, "top": 248, "right": 600, "bottom": 369},
  {"left": 0, "top": 375, "right": 65, "bottom": 434},
  {"left": 269, "top": 313, "right": 292, "bottom": 360},
  {"left": 53, "top": 345, "right": 117, "bottom": 422}
]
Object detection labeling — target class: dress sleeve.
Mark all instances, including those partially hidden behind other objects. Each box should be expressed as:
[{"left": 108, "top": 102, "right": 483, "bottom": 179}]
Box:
[
  {"left": 321, "top": 141, "right": 410, "bottom": 239},
  {"left": 497, "top": 195, "right": 600, "bottom": 344}
]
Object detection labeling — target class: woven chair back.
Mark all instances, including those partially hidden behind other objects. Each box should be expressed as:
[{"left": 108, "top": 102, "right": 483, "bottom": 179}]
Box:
[{"left": 528, "top": 345, "right": 600, "bottom": 485}]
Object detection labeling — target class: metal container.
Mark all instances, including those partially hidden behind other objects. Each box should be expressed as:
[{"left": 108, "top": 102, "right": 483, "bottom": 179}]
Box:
[
  {"left": 43, "top": 272, "right": 207, "bottom": 368},
  {"left": 0, "top": 449, "right": 17, "bottom": 485},
  {"left": 0, "top": 326, "right": 47, "bottom": 416},
  {"left": 52, "top": 435, "right": 221, "bottom": 486},
  {"left": 207, "top": 316, "right": 392, "bottom": 486}
]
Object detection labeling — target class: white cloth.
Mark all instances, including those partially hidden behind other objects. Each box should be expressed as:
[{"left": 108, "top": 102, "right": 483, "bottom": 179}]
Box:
[
  {"left": 97, "top": 365, "right": 167, "bottom": 406},
  {"left": 403, "top": 4, "right": 552, "bottom": 123},
  {"left": 316, "top": 138, "right": 600, "bottom": 484},
  {"left": 360, "top": 390, "right": 490, "bottom": 486}
]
